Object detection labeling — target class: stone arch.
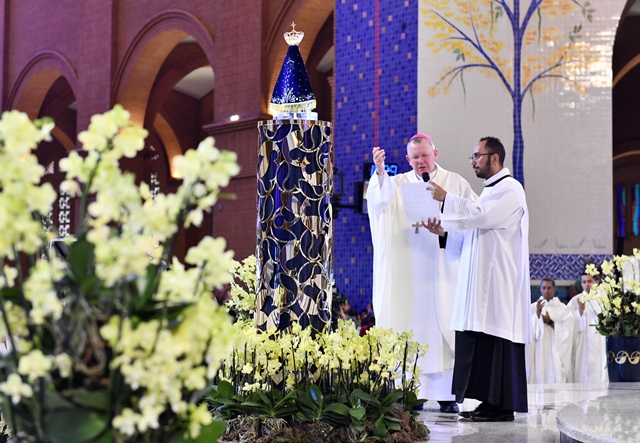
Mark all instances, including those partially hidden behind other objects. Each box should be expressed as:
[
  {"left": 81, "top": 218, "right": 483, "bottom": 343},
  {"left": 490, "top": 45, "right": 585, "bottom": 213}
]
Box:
[
  {"left": 113, "top": 9, "right": 216, "bottom": 127},
  {"left": 263, "top": 0, "right": 334, "bottom": 115},
  {"left": 7, "top": 51, "right": 78, "bottom": 121}
]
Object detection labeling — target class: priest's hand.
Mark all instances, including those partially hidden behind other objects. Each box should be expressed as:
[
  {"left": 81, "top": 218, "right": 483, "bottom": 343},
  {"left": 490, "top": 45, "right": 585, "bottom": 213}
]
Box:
[
  {"left": 422, "top": 218, "right": 444, "bottom": 236},
  {"left": 428, "top": 181, "right": 447, "bottom": 202},
  {"left": 577, "top": 299, "right": 585, "bottom": 316},
  {"left": 541, "top": 312, "right": 553, "bottom": 328},
  {"left": 372, "top": 147, "right": 386, "bottom": 175},
  {"left": 536, "top": 299, "right": 544, "bottom": 318}
]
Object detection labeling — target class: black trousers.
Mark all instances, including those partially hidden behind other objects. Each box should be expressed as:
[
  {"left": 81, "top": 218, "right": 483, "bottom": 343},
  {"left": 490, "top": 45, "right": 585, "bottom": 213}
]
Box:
[{"left": 452, "top": 330, "right": 528, "bottom": 412}]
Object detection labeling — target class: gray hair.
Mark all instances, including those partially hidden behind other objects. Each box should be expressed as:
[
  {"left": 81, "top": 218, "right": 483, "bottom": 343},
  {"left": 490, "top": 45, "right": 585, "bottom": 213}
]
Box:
[{"left": 407, "top": 137, "right": 436, "bottom": 154}]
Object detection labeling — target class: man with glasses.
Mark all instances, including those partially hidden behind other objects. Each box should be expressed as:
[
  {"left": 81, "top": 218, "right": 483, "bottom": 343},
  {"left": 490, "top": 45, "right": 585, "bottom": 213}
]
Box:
[
  {"left": 423, "top": 136, "right": 530, "bottom": 422},
  {"left": 367, "top": 134, "right": 476, "bottom": 413}
]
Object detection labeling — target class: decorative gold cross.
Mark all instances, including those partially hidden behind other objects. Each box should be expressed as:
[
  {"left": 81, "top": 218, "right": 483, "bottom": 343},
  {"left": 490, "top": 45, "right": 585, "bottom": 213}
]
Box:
[{"left": 411, "top": 222, "right": 422, "bottom": 234}]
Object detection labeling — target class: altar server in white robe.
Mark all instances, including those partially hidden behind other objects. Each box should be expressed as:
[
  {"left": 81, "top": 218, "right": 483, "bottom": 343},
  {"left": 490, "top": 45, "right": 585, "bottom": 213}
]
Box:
[
  {"left": 526, "top": 278, "right": 574, "bottom": 383},
  {"left": 567, "top": 272, "right": 608, "bottom": 383},
  {"left": 424, "top": 136, "right": 530, "bottom": 422},
  {"left": 367, "top": 134, "right": 475, "bottom": 413}
]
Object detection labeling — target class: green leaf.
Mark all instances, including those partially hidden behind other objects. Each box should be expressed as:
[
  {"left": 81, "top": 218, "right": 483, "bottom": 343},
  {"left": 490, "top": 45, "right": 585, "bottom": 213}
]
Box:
[
  {"left": 384, "top": 416, "right": 402, "bottom": 431},
  {"left": 66, "top": 236, "right": 95, "bottom": 284},
  {"left": 258, "top": 391, "right": 273, "bottom": 408},
  {"left": 274, "top": 404, "right": 298, "bottom": 418},
  {"left": 213, "top": 381, "right": 235, "bottom": 399},
  {"left": 0, "top": 288, "right": 22, "bottom": 301},
  {"left": 189, "top": 420, "right": 226, "bottom": 443},
  {"left": 169, "top": 420, "right": 226, "bottom": 443},
  {"left": 88, "top": 429, "right": 113, "bottom": 443},
  {"left": 373, "top": 416, "right": 387, "bottom": 438},
  {"left": 352, "top": 389, "right": 378, "bottom": 405},
  {"left": 310, "top": 384, "right": 324, "bottom": 408},
  {"left": 380, "top": 389, "right": 403, "bottom": 408},
  {"left": 44, "top": 390, "right": 75, "bottom": 410},
  {"left": 79, "top": 275, "right": 102, "bottom": 300},
  {"left": 44, "top": 408, "right": 107, "bottom": 443},
  {"left": 349, "top": 406, "right": 366, "bottom": 420},
  {"left": 274, "top": 389, "right": 296, "bottom": 408},
  {"left": 67, "top": 389, "right": 109, "bottom": 412},
  {"left": 240, "top": 401, "right": 267, "bottom": 409},
  {"left": 297, "top": 391, "right": 316, "bottom": 409},
  {"left": 324, "top": 403, "right": 350, "bottom": 416}
]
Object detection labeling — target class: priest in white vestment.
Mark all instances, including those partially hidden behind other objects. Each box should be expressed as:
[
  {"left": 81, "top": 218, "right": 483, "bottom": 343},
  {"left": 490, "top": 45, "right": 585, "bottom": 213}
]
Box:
[
  {"left": 526, "top": 278, "right": 574, "bottom": 383},
  {"left": 424, "top": 136, "right": 530, "bottom": 422},
  {"left": 367, "top": 134, "right": 475, "bottom": 413},
  {"left": 567, "top": 272, "right": 608, "bottom": 383}
]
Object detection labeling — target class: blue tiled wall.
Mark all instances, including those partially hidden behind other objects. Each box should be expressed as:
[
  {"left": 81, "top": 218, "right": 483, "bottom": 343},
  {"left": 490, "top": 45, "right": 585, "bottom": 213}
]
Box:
[{"left": 334, "top": 0, "right": 417, "bottom": 310}]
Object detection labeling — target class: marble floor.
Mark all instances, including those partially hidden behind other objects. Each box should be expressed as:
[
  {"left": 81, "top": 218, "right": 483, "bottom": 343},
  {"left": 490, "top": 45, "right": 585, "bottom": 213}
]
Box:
[{"left": 415, "top": 383, "right": 640, "bottom": 442}]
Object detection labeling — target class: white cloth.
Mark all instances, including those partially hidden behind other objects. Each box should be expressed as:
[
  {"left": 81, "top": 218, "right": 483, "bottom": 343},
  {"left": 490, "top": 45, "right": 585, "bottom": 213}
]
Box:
[
  {"left": 525, "top": 297, "right": 574, "bottom": 383},
  {"left": 368, "top": 164, "right": 475, "bottom": 400},
  {"left": 441, "top": 168, "right": 531, "bottom": 344},
  {"left": 567, "top": 293, "right": 608, "bottom": 383}
]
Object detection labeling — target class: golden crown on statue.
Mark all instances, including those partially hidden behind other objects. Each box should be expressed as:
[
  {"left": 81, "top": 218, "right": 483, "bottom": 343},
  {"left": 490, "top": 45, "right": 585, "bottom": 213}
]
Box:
[{"left": 284, "top": 21, "right": 304, "bottom": 46}]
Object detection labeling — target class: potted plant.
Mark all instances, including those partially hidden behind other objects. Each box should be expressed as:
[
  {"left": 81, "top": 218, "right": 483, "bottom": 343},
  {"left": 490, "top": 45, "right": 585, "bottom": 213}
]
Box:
[
  {"left": 0, "top": 106, "right": 243, "bottom": 441},
  {"left": 582, "top": 253, "right": 640, "bottom": 382}
]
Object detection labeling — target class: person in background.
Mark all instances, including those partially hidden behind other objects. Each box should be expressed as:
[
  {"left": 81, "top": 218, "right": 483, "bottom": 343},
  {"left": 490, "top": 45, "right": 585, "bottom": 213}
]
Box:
[
  {"left": 567, "top": 270, "right": 608, "bottom": 383},
  {"left": 525, "top": 278, "right": 574, "bottom": 383}
]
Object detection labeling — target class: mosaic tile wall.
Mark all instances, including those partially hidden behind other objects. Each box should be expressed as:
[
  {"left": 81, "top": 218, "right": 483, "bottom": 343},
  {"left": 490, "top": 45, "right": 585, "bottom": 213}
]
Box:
[
  {"left": 334, "top": 0, "right": 417, "bottom": 310},
  {"left": 333, "top": 0, "right": 621, "bottom": 311}
]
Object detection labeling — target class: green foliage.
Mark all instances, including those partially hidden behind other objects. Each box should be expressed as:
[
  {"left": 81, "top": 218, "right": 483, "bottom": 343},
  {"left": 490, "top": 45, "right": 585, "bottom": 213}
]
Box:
[
  {"left": 295, "top": 384, "right": 350, "bottom": 428},
  {"left": 0, "top": 107, "right": 241, "bottom": 442},
  {"left": 584, "top": 254, "right": 640, "bottom": 338}
]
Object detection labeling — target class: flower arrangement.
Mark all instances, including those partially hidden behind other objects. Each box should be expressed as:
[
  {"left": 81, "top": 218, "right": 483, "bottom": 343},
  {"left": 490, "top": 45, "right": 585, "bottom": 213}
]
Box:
[
  {"left": 582, "top": 250, "right": 640, "bottom": 337},
  {"left": 0, "top": 106, "right": 243, "bottom": 442},
  {"left": 209, "top": 258, "right": 430, "bottom": 442}
]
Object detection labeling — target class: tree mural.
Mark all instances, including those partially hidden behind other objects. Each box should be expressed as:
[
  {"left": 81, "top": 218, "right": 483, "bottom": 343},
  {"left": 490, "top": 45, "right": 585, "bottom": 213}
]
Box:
[{"left": 422, "top": 0, "right": 595, "bottom": 186}]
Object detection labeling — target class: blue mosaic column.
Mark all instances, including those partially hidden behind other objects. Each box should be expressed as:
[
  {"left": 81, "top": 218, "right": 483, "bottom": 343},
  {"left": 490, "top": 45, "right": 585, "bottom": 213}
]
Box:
[{"left": 255, "top": 119, "right": 333, "bottom": 332}]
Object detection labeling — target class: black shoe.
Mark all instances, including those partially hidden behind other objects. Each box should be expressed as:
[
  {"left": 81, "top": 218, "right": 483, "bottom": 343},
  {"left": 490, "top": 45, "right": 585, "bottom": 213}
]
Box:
[
  {"left": 471, "top": 405, "right": 514, "bottom": 422},
  {"left": 438, "top": 401, "right": 459, "bottom": 413},
  {"left": 459, "top": 402, "right": 488, "bottom": 419}
]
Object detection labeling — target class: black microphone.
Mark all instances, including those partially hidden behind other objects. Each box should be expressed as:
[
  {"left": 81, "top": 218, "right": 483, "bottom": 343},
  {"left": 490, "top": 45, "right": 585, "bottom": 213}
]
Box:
[{"left": 422, "top": 171, "right": 430, "bottom": 182}]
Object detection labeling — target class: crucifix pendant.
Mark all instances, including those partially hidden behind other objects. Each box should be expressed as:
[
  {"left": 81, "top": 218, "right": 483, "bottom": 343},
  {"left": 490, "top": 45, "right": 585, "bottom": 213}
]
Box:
[{"left": 411, "top": 222, "right": 421, "bottom": 234}]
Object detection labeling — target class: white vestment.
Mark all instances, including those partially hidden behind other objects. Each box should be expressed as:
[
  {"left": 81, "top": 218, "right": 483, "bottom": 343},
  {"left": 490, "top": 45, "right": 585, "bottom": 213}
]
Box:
[
  {"left": 368, "top": 165, "right": 475, "bottom": 400},
  {"left": 441, "top": 168, "right": 531, "bottom": 344},
  {"left": 525, "top": 297, "right": 574, "bottom": 383},
  {"left": 567, "top": 294, "right": 608, "bottom": 383}
]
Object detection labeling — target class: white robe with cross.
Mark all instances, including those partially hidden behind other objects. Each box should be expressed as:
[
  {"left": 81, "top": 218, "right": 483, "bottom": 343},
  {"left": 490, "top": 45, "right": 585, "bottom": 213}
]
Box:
[
  {"left": 368, "top": 165, "right": 475, "bottom": 400},
  {"left": 440, "top": 168, "right": 531, "bottom": 345}
]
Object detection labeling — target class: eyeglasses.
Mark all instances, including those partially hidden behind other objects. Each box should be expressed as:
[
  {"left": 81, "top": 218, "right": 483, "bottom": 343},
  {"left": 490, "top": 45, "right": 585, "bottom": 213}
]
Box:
[{"left": 468, "top": 152, "right": 494, "bottom": 161}]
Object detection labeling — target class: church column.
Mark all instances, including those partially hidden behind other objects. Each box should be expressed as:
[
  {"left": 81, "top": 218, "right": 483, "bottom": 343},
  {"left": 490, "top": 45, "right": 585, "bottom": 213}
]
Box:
[{"left": 76, "top": 0, "right": 117, "bottom": 134}]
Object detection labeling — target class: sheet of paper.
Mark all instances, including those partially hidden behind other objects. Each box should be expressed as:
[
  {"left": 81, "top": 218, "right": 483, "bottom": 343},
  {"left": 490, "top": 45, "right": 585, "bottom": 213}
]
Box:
[{"left": 401, "top": 182, "right": 441, "bottom": 222}]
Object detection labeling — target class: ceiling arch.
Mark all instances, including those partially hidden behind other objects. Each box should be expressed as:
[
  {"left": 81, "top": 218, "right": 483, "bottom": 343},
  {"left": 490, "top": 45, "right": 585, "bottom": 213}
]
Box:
[
  {"left": 113, "top": 9, "right": 216, "bottom": 126},
  {"left": 7, "top": 50, "right": 78, "bottom": 120}
]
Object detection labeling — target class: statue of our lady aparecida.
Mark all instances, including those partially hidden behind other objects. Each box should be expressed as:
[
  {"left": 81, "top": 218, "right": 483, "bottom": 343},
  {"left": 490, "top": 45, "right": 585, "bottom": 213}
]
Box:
[{"left": 255, "top": 22, "right": 333, "bottom": 332}]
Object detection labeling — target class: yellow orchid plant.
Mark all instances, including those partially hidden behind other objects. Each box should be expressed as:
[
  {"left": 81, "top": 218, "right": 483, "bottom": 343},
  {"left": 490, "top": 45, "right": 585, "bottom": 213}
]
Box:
[
  {"left": 581, "top": 249, "right": 640, "bottom": 337},
  {"left": 0, "top": 106, "right": 243, "bottom": 442},
  {"left": 211, "top": 257, "right": 430, "bottom": 441}
]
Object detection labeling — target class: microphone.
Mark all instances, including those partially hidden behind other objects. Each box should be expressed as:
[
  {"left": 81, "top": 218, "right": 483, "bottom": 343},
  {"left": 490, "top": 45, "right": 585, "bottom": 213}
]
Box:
[{"left": 422, "top": 171, "right": 430, "bottom": 182}]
